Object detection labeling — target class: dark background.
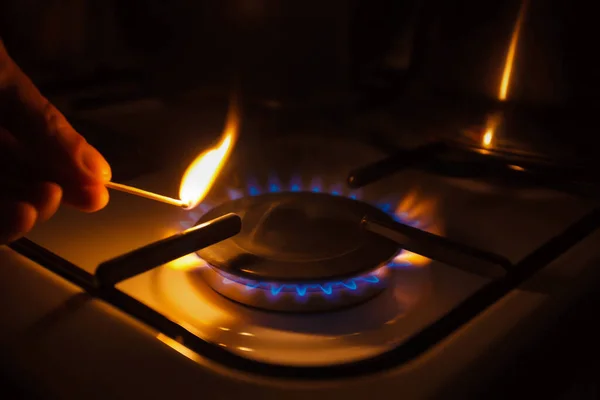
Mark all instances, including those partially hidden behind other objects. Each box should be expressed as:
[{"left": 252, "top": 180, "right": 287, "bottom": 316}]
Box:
[
  {"left": 0, "top": 0, "right": 417, "bottom": 108},
  {"left": 0, "top": 0, "right": 420, "bottom": 182}
]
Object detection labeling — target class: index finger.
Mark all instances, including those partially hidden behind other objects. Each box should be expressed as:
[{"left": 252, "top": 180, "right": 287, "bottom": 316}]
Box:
[{"left": 0, "top": 40, "right": 111, "bottom": 185}]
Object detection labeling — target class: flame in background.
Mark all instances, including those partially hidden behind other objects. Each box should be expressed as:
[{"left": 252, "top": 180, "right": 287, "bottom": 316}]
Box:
[
  {"left": 498, "top": 0, "right": 528, "bottom": 102},
  {"left": 167, "top": 175, "right": 441, "bottom": 273},
  {"left": 481, "top": 113, "right": 502, "bottom": 150},
  {"left": 482, "top": 130, "right": 494, "bottom": 149},
  {"left": 481, "top": 0, "right": 528, "bottom": 148},
  {"left": 179, "top": 98, "right": 239, "bottom": 209}
]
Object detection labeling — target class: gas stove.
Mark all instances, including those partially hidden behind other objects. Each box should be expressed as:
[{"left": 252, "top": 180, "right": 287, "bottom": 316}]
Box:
[{"left": 2, "top": 125, "right": 600, "bottom": 399}]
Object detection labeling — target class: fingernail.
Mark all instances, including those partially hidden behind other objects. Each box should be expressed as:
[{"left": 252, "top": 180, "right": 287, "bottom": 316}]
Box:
[{"left": 81, "top": 145, "right": 112, "bottom": 182}]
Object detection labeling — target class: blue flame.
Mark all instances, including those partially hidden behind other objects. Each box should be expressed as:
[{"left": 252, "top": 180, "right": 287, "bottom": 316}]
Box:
[
  {"left": 309, "top": 177, "right": 323, "bottom": 193},
  {"left": 248, "top": 186, "right": 260, "bottom": 196},
  {"left": 182, "top": 173, "right": 421, "bottom": 300},
  {"left": 378, "top": 203, "right": 393, "bottom": 213},
  {"left": 218, "top": 269, "right": 385, "bottom": 298},
  {"left": 228, "top": 188, "right": 244, "bottom": 200},
  {"left": 290, "top": 175, "right": 302, "bottom": 192},
  {"left": 268, "top": 174, "right": 282, "bottom": 193}
]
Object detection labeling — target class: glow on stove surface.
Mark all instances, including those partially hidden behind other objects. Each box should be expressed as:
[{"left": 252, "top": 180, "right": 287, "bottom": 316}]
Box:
[
  {"left": 152, "top": 259, "right": 431, "bottom": 367},
  {"left": 141, "top": 174, "right": 442, "bottom": 366}
]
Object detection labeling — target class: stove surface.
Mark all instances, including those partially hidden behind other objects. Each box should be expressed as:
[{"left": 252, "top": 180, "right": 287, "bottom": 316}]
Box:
[{"left": 3, "top": 127, "right": 600, "bottom": 398}]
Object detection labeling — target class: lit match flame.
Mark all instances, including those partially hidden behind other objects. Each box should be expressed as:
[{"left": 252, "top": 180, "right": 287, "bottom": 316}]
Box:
[{"left": 179, "top": 99, "right": 240, "bottom": 210}]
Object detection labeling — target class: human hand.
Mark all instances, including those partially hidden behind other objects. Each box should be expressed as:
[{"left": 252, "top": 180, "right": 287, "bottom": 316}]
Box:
[{"left": 0, "top": 40, "right": 112, "bottom": 244}]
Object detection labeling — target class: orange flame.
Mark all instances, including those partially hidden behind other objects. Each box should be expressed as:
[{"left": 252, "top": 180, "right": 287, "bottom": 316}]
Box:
[
  {"left": 481, "top": 0, "right": 528, "bottom": 148},
  {"left": 482, "top": 129, "right": 494, "bottom": 148},
  {"left": 179, "top": 99, "right": 240, "bottom": 210},
  {"left": 392, "top": 190, "right": 442, "bottom": 268},
  {"left": 498, "top": 0, "right": 527, "bottom": 101}
]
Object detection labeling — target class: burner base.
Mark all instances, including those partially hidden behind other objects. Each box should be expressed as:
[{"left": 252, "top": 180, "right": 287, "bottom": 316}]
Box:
[
  {"left": 196, "top": 192, "right": 399, "bottom": 282},
  {"left": 194, "top": 191, "right": 400, "bottom": 312}
]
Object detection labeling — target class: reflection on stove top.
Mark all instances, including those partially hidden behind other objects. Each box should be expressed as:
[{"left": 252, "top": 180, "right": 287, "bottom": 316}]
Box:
[
  {"left": 17, "top": 133, "right": 600, "bottom": 376},
  {"left": 119, "top": 171, "right": 444, "bottom": 366}
]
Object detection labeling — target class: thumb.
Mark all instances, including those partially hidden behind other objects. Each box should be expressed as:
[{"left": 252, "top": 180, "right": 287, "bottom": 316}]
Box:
[
  {"left": 0, "top": 40, "right": 111, "bottom": 185},
  {"left": 36, "top": 102, "right": 113, "bottom": 185}
]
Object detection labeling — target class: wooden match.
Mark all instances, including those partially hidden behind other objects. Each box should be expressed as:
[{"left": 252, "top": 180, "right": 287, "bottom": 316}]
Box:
[{"left": 106, "top": 182, "right": 190, "bottom": 209}]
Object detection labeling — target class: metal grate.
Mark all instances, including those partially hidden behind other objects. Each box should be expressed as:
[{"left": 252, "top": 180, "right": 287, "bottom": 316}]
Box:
[{"left": 9, "top": 141, "right": 600, "bottom": 379}]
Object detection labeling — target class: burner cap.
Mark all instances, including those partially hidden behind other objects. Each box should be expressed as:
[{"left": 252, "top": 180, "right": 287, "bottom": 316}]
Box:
[{"left": 196, "top": 192, "right": 399, "bottom": 282}]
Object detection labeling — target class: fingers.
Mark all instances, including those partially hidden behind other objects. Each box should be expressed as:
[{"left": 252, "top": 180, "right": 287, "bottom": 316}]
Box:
[
  {"left": 36, "top": 102, "right": 113, "bottom": 184},
  {"left": 28, "top": 182, "right": 62, "bottom": 223},
  {"left": 0, "top": 40, "right": 111, "bottom": 213},
  {"left": 0, "top": 179, "right": 105, "bottom": 245},
  {"left": 3, "top": 70, "right": 113, "bottom": 185},
  {"left": 1, "top": 124, "right": 110, "bottom": 213},
  {"left": 0, "top": 181, "right": 64, "bottom": 245},
  {"left": 0, "top": 182, "right": 106, "bottom": 245},
  {"left": 0, "top": 201, "right": 37, "bottom": 244},
  {"left": 62, "top": 183, "right": 109, "bottom": 213}
]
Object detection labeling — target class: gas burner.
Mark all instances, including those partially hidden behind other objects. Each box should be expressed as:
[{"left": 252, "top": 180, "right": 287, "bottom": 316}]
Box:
[
  {"left": 193, "top": 192, "right": 400, "bottom": 312},
  {"left": 199, "top": 264, "right": 390, "bottom": 313}
]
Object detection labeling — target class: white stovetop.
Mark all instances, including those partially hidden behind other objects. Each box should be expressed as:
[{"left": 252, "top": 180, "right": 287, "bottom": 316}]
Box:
[{"left": 1, "top": 108, "right": 600, "bottom": 398}]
